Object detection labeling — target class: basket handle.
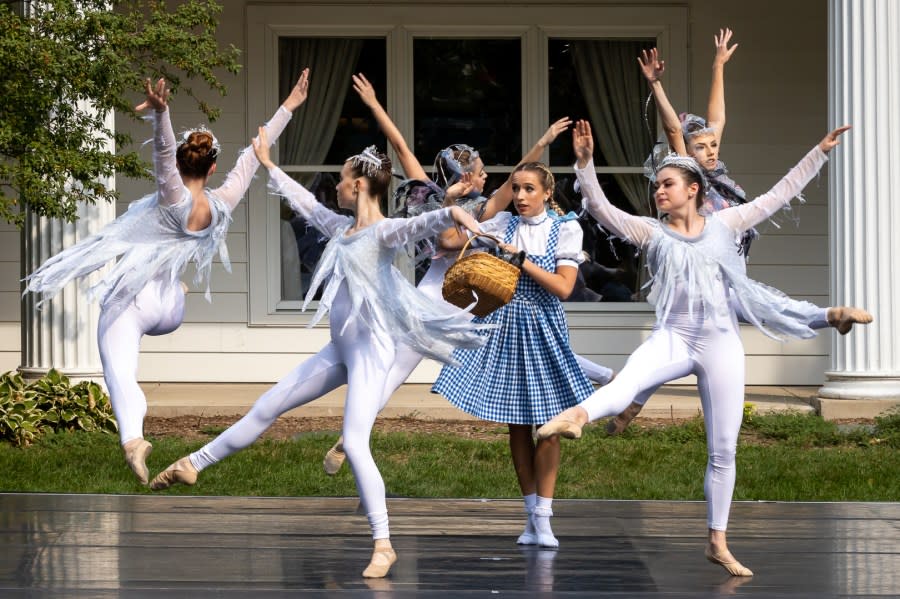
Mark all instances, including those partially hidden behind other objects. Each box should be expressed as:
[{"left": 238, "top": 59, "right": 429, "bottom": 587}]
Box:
[{"left": 455, "top": 233, "right": 502, "bottom": 261}]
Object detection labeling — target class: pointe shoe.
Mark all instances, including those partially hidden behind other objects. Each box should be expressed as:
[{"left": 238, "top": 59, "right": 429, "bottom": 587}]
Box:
[
  {"left": 323, "top": 437, "right": 346, "bottom": 476},
  {"left": 123, "top": 438, "right": 153, "bottom": 485},
  {"left": 606, "top": 402, "right": 643, "bottom": 436},
  {"left": 705, "top": 546, "right": 753, "bottom": 577},
  {"left": 149, "top": 456, "right": 198, "bottom": 490},
  {"left": 362, "top": 545, "right": 397, "bottom": 578},
  {"left": 517, "top": 512, "right": 538, "bottom": 545},
  {"left": 536, "top": 412, "right": 584, "bottom": 440},
  {"left": 828, "top": 307, "right": 874, "bottom": 335}
]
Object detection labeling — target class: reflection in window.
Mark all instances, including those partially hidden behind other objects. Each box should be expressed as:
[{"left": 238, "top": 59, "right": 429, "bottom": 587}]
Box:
[
  {"left": 277, "top": 37, "right": 386, "bottom": 301},
  {"left": 279, "top": 171, "right": 352, "bottom": 301},
  {"left": 549, "top": 39, "right": 656, "bottom": 302},
  {"left": 413, "top": 38, "right": 522, "bottom": 168}
]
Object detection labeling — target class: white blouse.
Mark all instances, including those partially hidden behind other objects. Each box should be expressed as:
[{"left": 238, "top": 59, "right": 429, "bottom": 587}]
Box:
[{"left": 474, "top": 211, "right": 585, "bottom": 270}]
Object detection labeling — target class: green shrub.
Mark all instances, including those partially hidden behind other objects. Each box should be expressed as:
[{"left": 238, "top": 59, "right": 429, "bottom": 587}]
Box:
[{"left": 0, "top": 370, "right": 117, "bottom": 447}]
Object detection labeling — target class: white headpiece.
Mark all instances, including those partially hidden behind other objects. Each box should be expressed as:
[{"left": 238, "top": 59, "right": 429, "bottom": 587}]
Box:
[
  {"left": 348, "top": 145, "right": 386, "bottom": 178},
  {"left": 178, "top": 126, "right": 221, "bottom": 158},
  {"left": 654, "top": 152, "right": 709, "bottom": 191},
  {"left": 680, "top": 113, "right": 716, "bottom": 140}
]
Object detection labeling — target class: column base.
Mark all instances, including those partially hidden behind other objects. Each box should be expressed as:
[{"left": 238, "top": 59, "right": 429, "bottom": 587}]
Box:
[{"left": 815, "top": 373, "right": 900, "bottom": 419}]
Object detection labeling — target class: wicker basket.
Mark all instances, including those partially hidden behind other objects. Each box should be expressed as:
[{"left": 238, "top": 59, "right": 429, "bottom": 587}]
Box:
[{"left": 442, "top": 233, "right": 521, "bottom": 317}]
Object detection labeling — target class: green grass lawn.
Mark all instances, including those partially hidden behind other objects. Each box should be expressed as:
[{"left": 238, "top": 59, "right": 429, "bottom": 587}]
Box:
[{"left": 1, "top": 412, "right": 898, "bottom": 501}]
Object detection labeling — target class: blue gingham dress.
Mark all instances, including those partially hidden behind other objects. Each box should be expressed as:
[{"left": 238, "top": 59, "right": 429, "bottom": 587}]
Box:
[{"left": 432, "top": 216, "right": 595, "bottom": 424}]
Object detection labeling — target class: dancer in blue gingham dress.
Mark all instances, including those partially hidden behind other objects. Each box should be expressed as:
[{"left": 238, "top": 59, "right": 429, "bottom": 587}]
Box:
[
  {"left": 434, "top": 216, "right": 593, "bottom": 422},
  {"left": 433, "top": 162, "right": 596, "bottom": 550}
]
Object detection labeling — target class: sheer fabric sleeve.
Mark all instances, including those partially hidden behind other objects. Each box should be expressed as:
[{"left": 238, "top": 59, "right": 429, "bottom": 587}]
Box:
[
  {"left": 376, "top": 208, "right": 458, "bottom": 248},
  {"left": 212, "top": 106, "right": 294, "bottom": 213},
  {"left": 152, "top": 108, "right": 185, "bottom": 207},
  {"left": 556, "top": 220, "right": 585, "bottom": 269},
  {"left": 575, "top": 159, "right": 653, "bottom": 248},
  {"left": 718, "top": 146, "right": 827, "bottom": 233},
  {"left": 268, "top": 166, "right": 351, "bottom": 238}
]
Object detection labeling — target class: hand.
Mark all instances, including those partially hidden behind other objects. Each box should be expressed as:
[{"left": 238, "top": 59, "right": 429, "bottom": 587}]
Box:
[
  {"left": 819, "top": 125, "right": 851, "bottom": 154},
  {"left": 252, "top": 126, "right": 275, "bottom": 169},
  {"left": 713, "top": 28, "right": 738, "bottom": 66},
  {"left": 352, "top": 73, "right": 380, "bottom": 108},
  {"left": 444, "top": 172, "right": 475, "bottom": 205},
  {"left": 449, "top": 205, "right": 481, "bottom": 236},
  {"left": 135, "top": 78, "right": 169, "bottom": 113},
  {"left": 637, "top": 48, "right": 665, "bottom": 83},
  {"left": 538, "top": 117, "right": 573, "bottom": 148},
  {"left": 282, "top": 68, "right": 310, "bottom": 112},
  {"left": 497, "top": 242, "right": 519, "bottom": 255},
  {"left": 572, "top": 120, "right": 594, "bottom": 167}
]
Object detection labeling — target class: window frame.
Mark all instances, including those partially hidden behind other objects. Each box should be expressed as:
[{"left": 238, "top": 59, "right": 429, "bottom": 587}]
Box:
[{"left": 246, "top": 4, "right": 688, "bottom": 325}]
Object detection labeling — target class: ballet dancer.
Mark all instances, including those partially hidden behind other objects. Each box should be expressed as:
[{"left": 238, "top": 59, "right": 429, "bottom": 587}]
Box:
[
  {"left": 606, "top": 30, "right": 871, "bottom": 434},
  {"left": 537, "top": 120, "right": 860, "bottom": 576},
  {"left": 149, "top": 130, "right": 490, "bottom": 579},
  {"left": 24, "top": 71, "right": 311, "bottom": 484}
]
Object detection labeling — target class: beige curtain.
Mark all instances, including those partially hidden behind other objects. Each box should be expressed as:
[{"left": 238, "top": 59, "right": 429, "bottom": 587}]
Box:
[
  {"left": 278, "top": 38, "right": 363, "bottom": 299},
  {"left": 571, "top": 40, "right": 653, "bottom": 218}
]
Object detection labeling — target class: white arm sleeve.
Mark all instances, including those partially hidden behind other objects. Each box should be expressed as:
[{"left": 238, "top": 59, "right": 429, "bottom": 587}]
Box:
[
  {"left": 556, "top": 220, "right": 585, "bottom": 270},
  {"left": 376, "top": 207, "right": 458, "bottom": 248},
  {"left": 718, "top": 146, "right": 828, "bottom": 233},
  {"left": 574, "top": 159, "right": 653, "bottom": 248},
  {"left": 212, "top": 106, "right": 294, "bottom": 213},
  {"left": 268, "top": 166, "right": 351, "bottom": 238},
  {"left": 152, "top": 108, "right": 185, "bottom": 207}
]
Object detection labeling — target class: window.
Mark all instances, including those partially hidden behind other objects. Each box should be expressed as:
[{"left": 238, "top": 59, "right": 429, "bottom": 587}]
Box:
[{"left": 246, "top": 6, "right": 688, "bottom": 324}]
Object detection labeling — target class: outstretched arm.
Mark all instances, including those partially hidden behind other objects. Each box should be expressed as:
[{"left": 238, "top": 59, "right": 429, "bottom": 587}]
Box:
[
  {"left": 213, "top": 69, "right": 311, "bottom": 212},
  {"left": 136, "top": 78, "right": 183, "bottom": 207},
  {"left": 253, "top": 126, "right": 350, "bottom": 238},
  {"left": 638, "top": 48, "right": 687, "bottom": 156},
  {"left": 719, "top": 126, "right": 850, "bottom": 232},
  {"left": 706, "top": 28, "right": 738, "bottom": 144},
  {"left": 353, "top": 73, "right": 428, "bottom": 181},
  {"left": 378, "top": 204, "right": 482, "bottom": 249},
  {"left": 482, "top": 117, "right": 573, "bottom": 220},
  {"left": 573, "top": 121, "right": 653, "bottom": 247}
]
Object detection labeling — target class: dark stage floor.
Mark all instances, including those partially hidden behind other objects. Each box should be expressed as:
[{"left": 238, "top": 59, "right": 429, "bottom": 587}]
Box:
[{"left": 1, "top": 494, "right": 897, "bottom": 597}]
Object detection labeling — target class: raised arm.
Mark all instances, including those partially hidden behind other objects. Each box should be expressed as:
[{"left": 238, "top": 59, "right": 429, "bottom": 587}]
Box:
[
  {"left": 706, "top": 28, "right": 738, "bottom": 144},
  {"left": 378, "top": 205, "right": 481, "bottom": 249},
  {"left": 135, "top": 78, "right": 183, "bottom": 207},
  {"left": 252, "top": 127, "right": 350, "bottom": 238},
  {"left": 719, "top": 126, "right": 850, "bottom": 232},
  {"left": 480, "top": 117, "right": 573, "bottom": 220},
  {"left": 213, "top": 69, "right": 310, "bottom": 212},
  {"left": 353, "top": 73, "right": 428, "bottom": 181},
  {"left": 638, "top": 48, "right": 687, "bottom": 156},
  {"left": 573, "top": 121, "right": 654, "bottom": 247}
]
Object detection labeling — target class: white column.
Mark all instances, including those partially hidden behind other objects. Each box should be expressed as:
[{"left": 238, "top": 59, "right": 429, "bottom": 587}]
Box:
[
  {"left": 19, "top": 110, "right": 116, "bottom": 383},
  {"left": 819, "top": 0, "right": 900, "bottom": 409}
]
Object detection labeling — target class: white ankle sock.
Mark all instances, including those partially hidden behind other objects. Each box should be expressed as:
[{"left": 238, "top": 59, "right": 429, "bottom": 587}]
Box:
[{"left": 533, "top": 496, "right": 559, "bottom": 548}]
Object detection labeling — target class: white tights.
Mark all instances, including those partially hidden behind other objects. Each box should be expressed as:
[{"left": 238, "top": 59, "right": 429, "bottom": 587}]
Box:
[
  {"left": 98, "top": 277, "right": 185, "bottom": 446},
  {"left": 629, "top": 295, "right": 828, "bottom": 407},
  {"left": 577, "top": 311, "right": 745, "bottom": 531},
  {"left": 189, "top": 290, "right": 394, "bottom": 540}
]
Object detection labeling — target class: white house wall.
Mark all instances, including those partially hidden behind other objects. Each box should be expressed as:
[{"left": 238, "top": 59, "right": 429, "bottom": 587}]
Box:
[{"left": 0, "top": 0, "right": 832, "bottom": 384}]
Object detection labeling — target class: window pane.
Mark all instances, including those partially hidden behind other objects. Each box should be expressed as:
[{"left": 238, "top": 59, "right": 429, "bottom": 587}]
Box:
[
  {"left": 553, "top": 170, "right": 643, "bottom": 302},
  {"left": 277, "top": 38, "right": 386, "bottom": 303},
  {"left": 413, "top": 38, "right": 522, "bottom": 168},
  {"left": 278, "top": 37, "right": 387, "bottom": 167},
  {"left": 279, "top": 171, "right": 352, "bottom": 301},
  {"left": 548, "top": 38, "right": 655, "bottom": 167}
]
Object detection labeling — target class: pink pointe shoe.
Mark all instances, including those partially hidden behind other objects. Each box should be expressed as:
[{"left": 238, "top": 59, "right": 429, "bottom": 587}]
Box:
[{"left": 149, "top": 456, "right": 198, "bottom": 490}]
